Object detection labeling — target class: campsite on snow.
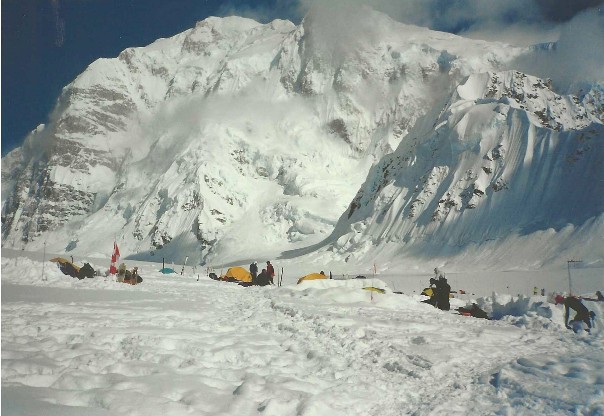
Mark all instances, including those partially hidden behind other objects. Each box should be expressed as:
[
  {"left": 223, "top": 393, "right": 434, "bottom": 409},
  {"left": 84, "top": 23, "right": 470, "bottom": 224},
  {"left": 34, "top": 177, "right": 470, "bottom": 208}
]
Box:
[
  {"left": 2, "top": 2, "right": 604, "bottom": 416},
  {"left": 2, "top": 248, "right": 603, "bottom": 415}
]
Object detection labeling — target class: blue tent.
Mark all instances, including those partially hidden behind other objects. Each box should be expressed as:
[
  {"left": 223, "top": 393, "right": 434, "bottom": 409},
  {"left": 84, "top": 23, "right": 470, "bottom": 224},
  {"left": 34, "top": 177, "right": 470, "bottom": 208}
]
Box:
[{"left": 159, "top": 267, "right": 176, "bottom": 274}]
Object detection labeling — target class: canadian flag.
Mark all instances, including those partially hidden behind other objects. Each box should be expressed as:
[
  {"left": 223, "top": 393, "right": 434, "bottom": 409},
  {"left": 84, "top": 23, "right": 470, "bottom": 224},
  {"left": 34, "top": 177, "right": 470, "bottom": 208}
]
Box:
[{"left": 109, "top": 242, "right": 120, "bottom": 275}]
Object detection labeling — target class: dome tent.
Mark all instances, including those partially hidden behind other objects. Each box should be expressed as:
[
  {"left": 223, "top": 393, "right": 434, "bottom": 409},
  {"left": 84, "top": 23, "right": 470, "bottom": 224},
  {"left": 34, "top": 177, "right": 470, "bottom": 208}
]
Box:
[
  {"left": 297, "top": 272, "right": 328, "bottom": 284},
  {"left": 220, "top": 267, "right": 253, "bottom": 284}
]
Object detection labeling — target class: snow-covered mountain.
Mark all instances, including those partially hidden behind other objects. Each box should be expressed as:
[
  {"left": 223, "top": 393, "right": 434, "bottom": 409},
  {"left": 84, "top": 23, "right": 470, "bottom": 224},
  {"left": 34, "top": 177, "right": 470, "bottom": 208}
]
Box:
[
  {"left": 2, "top": 10, "right": 603, "bottom": 270},
  {"left": 308, "top": 71, "right": 604, "bottom": 270}
]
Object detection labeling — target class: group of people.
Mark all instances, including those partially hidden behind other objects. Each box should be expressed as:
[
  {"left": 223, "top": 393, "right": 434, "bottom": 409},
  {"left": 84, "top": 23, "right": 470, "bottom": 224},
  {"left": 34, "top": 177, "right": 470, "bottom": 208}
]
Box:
[
  {"left": 533, "top": 286, "right": 546, "bottom": 296},
  {"left": 117, "top": 263, "right": 142, "bottom": 285},
  {"left": 422, "top": 268, "right": 599, "bottom": 331},
  {"left": 249, "top": 260, "right": 275, "bottom": 286}
]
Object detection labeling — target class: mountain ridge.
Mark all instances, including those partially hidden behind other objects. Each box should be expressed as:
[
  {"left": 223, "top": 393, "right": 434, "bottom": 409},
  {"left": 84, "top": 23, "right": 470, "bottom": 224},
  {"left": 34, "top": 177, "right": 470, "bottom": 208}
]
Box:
[
  {"left": 315, "top": 70, "right": 604, "bottom": 270},
  {"left": 2, "top": 11, "right": 602, "bottom": 271}
]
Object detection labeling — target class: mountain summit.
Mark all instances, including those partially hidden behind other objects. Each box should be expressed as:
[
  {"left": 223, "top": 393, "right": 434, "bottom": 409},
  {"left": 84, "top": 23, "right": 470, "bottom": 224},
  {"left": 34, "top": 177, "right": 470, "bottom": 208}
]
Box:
[{"left": 2, "top": 11, "right": 603, "bottom": 269}]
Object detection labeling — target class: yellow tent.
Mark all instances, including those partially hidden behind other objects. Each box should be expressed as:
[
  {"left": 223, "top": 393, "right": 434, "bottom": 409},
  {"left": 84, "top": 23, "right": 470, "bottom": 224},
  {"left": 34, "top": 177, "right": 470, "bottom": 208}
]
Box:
[
  {"left": 220, "top": 267, "right": 253, "bottom": 283},
  {"left": 297, "top": 272, "right": 327, "bottom": 284},
  {"left": 49, "top": 257, "right": 80, "bottom": 272},
  {"left": 50, "top": 257, "right": 81, "bottom": 278}
]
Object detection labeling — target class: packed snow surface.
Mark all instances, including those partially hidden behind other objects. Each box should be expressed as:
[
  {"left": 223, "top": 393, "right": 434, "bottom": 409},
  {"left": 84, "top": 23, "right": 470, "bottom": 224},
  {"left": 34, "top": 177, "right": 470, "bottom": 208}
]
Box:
[{"left": 2, "top": 252, "right": 603, "bottom": 415}]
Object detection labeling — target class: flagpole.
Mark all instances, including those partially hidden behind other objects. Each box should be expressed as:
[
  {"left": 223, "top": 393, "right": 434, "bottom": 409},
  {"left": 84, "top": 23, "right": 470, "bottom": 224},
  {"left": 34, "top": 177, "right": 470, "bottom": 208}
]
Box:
[
  {"left": 109, "top": 241, "right": 120, "bottom": 279},
  {"left": 42, "top": 241, "right": 47, "bottom": 281}
]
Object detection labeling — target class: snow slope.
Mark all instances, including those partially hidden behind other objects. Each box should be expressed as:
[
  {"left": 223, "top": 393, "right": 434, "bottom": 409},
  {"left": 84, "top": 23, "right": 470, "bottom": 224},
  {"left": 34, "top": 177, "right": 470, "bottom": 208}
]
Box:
[
  {"left": 314, "top": 71, "right": 604, "bottom": 270},
  {"left": 2, "top": 254, "right": 603, "bottom": 415}
]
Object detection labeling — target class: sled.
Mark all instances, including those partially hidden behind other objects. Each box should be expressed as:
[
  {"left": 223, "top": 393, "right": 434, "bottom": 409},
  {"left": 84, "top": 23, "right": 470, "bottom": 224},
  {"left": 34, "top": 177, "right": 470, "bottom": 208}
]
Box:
[{"left": 363, "top": 287, "right": 385, "bottom": 294}]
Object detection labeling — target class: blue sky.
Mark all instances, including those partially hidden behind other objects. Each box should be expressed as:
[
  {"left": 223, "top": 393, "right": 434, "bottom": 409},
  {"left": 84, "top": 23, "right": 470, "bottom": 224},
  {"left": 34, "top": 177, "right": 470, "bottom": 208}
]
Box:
[
  {"left": 2, "top": 0, "right": 602, "bottom": 156},
  {"left": 2, "top": 0, "right": 301, "bottom": 156}
]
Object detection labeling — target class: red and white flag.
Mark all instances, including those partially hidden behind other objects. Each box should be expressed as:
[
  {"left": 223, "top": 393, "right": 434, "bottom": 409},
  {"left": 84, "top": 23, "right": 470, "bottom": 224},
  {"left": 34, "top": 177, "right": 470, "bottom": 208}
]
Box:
[{"left": 109, "top": 242, "right": 120, "bottom": 275}]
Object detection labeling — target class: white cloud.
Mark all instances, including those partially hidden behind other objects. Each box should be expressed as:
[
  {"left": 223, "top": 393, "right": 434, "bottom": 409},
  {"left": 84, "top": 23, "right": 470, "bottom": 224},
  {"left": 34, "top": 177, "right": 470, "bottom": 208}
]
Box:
[
  {"left": 459, "top": 22, "right": 560, "bottom": 47},
  {"left": 512, "top": 10, "right": 604, "bottom": 90},
  {"left": 294, "top": 0, "right": 603, "bottom": 89},
  {"left": 296, "top": 0, "right": 602, "bottom": 46}
]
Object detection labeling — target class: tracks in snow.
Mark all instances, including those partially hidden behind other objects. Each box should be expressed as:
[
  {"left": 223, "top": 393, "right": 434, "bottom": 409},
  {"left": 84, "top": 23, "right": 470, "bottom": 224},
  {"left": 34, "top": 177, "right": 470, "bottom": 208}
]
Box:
[{"left": 2, "top": 279, "right": 598, "bottom": 415}]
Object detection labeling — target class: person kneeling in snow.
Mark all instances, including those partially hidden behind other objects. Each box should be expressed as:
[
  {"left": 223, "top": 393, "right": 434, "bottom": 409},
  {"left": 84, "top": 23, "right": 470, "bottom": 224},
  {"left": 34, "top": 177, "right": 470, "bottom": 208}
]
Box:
[
  {"left": 555, "top": 295, "right": 594, "bottom": 333},
  {"left": 457, "top": 303, "right": 489, "bottom": 319},
  {"left": 255, "top": 269, "right": 271, "bottom": 286}
]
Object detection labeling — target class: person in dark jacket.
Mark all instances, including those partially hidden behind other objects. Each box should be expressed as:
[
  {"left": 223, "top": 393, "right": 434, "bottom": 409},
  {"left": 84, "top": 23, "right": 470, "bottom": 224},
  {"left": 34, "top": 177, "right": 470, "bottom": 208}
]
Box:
[
  {"left": 434, "top": 276, "right": 451, "bottom": 311},
  {"left": 250, "top": 261, "right": 258, "bottom": 283},
  {"left": 555, "top": 295, "right": 593, "bottom": 333},
  {"left": 78, "top": 263, "right": 95, "bottom": 279}
]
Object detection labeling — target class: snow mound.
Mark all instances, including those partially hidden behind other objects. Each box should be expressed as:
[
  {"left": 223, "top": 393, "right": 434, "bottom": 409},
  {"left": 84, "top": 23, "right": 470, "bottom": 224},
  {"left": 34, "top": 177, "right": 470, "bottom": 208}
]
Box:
[
  {"left": 0, "top": 257, "right": 131, "bottom": 291},
  {"left": 470, "top": 292, "right": 604, "bottom": 334},
  {"left": 282, "top": 277, "right": 403, "bottom": 306}
]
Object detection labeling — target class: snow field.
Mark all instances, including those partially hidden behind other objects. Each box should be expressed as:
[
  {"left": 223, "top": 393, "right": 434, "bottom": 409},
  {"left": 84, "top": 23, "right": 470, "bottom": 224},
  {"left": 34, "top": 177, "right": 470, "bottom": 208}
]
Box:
[{"left": 2, "top": 255, "right": 603, "bottom": 415}]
